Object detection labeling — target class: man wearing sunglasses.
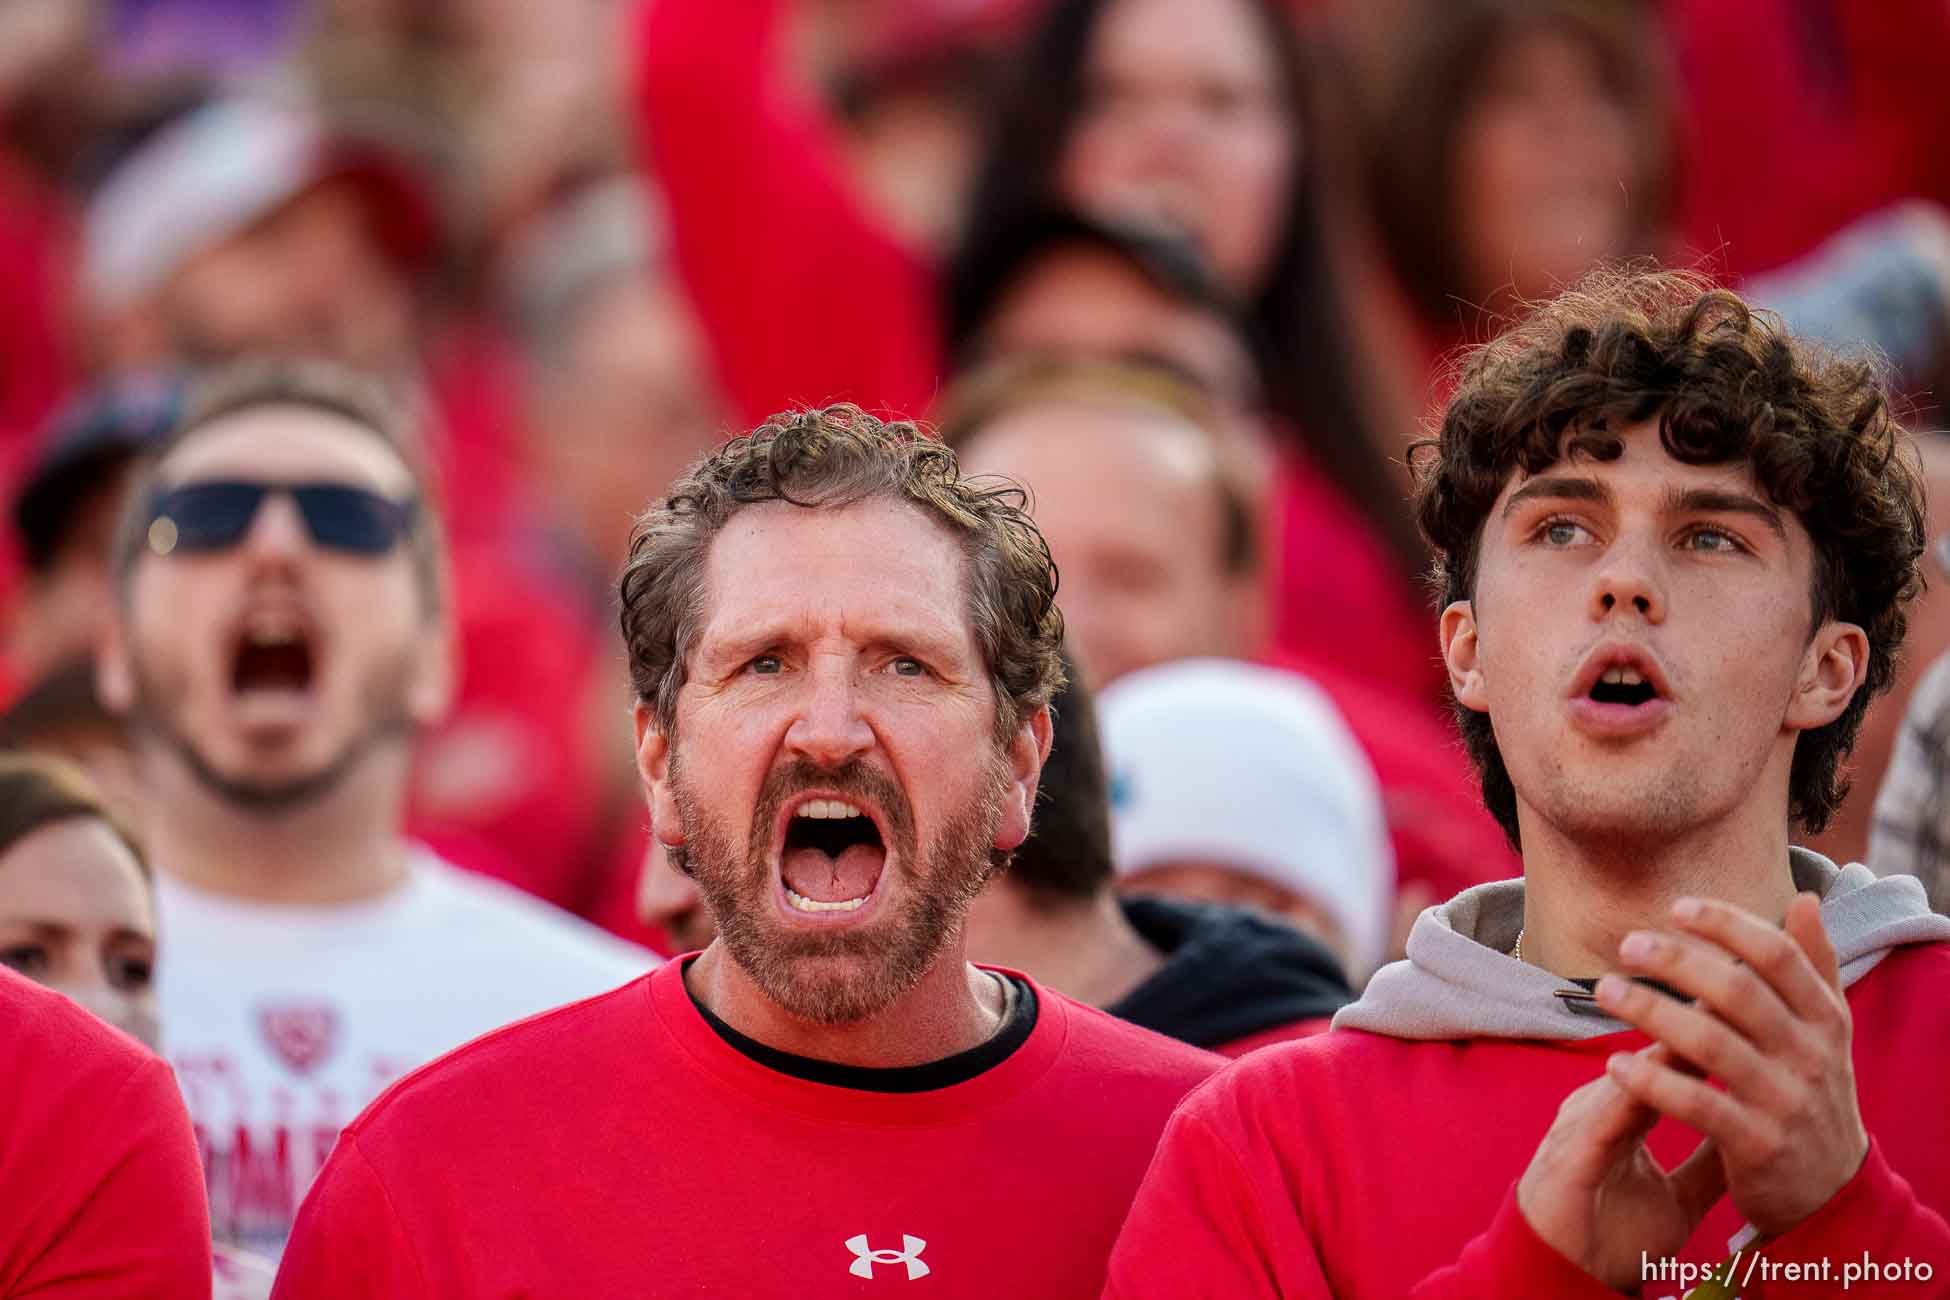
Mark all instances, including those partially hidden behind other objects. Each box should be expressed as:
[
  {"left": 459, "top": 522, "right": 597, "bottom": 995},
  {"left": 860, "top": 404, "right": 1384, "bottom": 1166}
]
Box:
[{"left": 94, "top": 359, "right": 653, "bottom": 1260}]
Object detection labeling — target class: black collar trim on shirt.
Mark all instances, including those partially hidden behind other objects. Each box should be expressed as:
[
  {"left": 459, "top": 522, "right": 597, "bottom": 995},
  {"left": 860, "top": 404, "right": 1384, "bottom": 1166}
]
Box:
[{"left": 688, "top": 970, "right": 1039, "bottom": 1093}]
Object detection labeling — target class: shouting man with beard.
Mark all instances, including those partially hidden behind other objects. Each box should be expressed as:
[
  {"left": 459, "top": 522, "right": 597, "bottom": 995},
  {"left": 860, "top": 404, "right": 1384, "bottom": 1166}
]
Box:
[
  {"left": 95, "top": 361, "right": 653, "bottom": 1260},
  {"left": 271, "top": 405, "right": 1221, "bottom": 1297}
]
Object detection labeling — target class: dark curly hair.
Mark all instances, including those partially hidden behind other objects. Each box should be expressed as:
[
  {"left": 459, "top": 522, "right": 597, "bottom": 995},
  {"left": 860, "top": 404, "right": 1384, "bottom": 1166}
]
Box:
[
  {"left": 618, "top": 404, "right": 1066, "bottom": 746},
  {"left": 1413, "top": 266, "right": 1927, "bottom": 846}
]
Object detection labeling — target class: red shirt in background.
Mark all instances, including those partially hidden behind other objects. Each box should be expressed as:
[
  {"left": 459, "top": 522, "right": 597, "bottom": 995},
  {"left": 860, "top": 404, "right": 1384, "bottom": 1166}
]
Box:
[
  {"left": 272, "top": 961, "right": 1220, "bottom": 1298},
  {"left": 0, "top": 968, "right": 213, "bottom": 1298},
  {"left": 1105, "top": 942, "right": 1950, "bottom": 1298},
  {"left": 1666, "top": 0, "right": 1950, "bottom": 278}
]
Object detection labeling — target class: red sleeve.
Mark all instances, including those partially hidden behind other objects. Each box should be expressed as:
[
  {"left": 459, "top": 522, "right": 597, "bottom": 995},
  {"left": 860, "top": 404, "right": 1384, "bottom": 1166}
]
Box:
[
  {"left": 632, "top": 0, "right": 943, "bottom": 425},
  {"left": 1102, "top": 1107, "right": 1331, "bottom": 1299},
  {"left": 1409, "top": 1187, "right": 1623, "bottom": 1299},
  {"left": 17, "top": 1057, "right": 213, "bottom": 1299},
  {"left": 1745, "top": 1139, "right": 1950, "bottom": 1297},
  {"left": 270, "top": 1136, "right": 426, "bottom": 1299}
]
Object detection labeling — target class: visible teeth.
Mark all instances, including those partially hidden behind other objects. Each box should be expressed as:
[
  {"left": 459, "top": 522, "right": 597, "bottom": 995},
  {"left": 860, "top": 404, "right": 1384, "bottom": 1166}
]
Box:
[
  {"left": 784, "top": 886, "right": 869, "bottom": 913},
  {"left": 1599, "top": 667, "right": 1645, "bottom": 687},
  {"left": 244, "top": 612, "right": 304, "bottom": 646},
  {"left": 794, "top": 799, "right": 864, "bottom": 820}
]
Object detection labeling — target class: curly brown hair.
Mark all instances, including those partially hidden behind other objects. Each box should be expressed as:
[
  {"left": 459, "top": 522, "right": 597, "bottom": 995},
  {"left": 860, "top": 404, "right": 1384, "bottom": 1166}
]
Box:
[
  {"left": 618, "top": 404, "right": 1066, "bottom": 746},
  {"left": 1414, "top": 266, "right": 1927, "bottom": 846}
]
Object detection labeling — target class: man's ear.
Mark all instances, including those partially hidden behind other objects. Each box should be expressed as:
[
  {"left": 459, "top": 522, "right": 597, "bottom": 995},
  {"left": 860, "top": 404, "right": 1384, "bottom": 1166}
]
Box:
[
  {"left": 96, "top": 613, "right": 135, "bottom": 717},
  {"left": 1786, "top": 621, "right": 1870, "bottom": 732},
  {"left": 993, "top": 703, "right": 1053, "bottom": 853},
  {"left": 634, "top": 700, "right": 683, "bottom": 846},
  {"left": 1439, "top": 600, "right": 1489, "bottom": 713}
]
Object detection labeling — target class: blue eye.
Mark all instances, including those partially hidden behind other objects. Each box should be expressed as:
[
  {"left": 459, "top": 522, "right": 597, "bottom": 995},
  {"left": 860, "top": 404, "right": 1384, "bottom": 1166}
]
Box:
[
  {"left": 1539, "top": 519, "right": 1589, "bottom": 546},
  {"left": 1687, "top": 528, "right": 1741, "bottom": 553},
  {"left": 750, "top": 655, "right": 782, "bottom": 675}
]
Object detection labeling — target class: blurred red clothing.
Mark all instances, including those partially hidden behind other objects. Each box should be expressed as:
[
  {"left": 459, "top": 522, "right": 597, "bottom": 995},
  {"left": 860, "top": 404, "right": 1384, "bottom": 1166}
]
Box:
[
  {"left": 0, "top": 145, "right": 79, "bottom": 619},
  {"left": 0, "top": 968, "right": 213, "bottom": 1297},
  {"left": 1666, "top": 0, "right": 1950, "bottom": 277}
]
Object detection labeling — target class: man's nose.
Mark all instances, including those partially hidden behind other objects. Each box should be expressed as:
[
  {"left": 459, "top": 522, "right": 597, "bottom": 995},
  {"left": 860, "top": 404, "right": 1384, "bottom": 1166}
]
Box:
[
  {"left": 1590, "top": 535, "right": 1665, "bottom": 623},
  {"left": 240, "top": 492, "right": 311, "bottom": 559},
  {"left": 783, "top": 659, "right": 875, "bottom": 769}
]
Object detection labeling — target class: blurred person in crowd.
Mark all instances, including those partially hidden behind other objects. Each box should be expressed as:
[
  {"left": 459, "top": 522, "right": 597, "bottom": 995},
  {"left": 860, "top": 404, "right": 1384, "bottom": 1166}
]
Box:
[
  {"left": 75, "top": 88, "right": 666, "bottom": 921},
  {"left": 0, "top": 0, "right": 102, "bottom": 465},
  {"left": 636, "top": 0, "right": 1423, "bottom": 587},
  {"left": 80, "top": 93, "right": 435, "bottom": 384},
  {"left": 0, "top": 752, "right": 276, "bottom": 1298},
  {"left": 1107, "top": 269, "right": 1950, "bottom": 1296},
  {"left": 943, "top": 357, "right": 1264, "bottom": 688},
  {"left": 492, "top": 174, "right": 730, "bottom": 938},
  {"left": 0, "top": 753, "right": 156, "bottom": 1048},
  {"left": 501, "top": 177, "right": 727, "bottom": 608},
  {"left": 1356, "top": 0, "right": 1667, "bottom": 338},
  {"left": 1097, "top": 657, "right": 1394, "bottom": 983},
  {"left": 271, "top": 406, "right": 1220, "bottom": 1296},
  {"left": 1871, "top": 645, "right": 1950, "bottom": 915},
  {"left": 0, "top": 661, "right": 143, "bottom": 846},
  {"left": 6, "top": 376, "right": 182, "bottom": 687},
  {"left": 95, "top": 360, "right": 653, "bottom": 1258},
  {"left": 965, "top": 651, "right": 1352, "bottom": 1052},
  {"left": 0, "top": 964, "right": 210, "bottom": 1298},
  {"left": 940, "top": 355, "right": 1516, "bottom": 907}
]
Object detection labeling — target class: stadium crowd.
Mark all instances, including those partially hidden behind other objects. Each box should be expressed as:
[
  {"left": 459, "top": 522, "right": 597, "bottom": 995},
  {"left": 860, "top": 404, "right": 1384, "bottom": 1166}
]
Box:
[{"left": 3, "top": 0, "right": 1950, "bottom": 1295}]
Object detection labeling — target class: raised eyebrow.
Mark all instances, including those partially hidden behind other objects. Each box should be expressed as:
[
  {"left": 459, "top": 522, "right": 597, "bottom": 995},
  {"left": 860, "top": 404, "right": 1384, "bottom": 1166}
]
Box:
[
  {"left": 1666, "top": 487, "right": 1787, "bottom": 542},
  {"left": 1501, "top": 475, "right": 1612, "bottom": 521}
]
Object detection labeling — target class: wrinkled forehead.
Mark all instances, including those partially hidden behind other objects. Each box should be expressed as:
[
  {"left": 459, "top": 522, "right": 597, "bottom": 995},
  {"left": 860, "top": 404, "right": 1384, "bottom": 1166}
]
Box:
[
  {"left": 157, "top": 405, "right": 417, "bottom": 497},
  {"left": 692, "top": 497, "right": 982, "bottom": 660}
]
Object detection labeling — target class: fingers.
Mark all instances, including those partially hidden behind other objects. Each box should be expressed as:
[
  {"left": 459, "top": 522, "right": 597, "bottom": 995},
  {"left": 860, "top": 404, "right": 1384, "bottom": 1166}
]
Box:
[
  {"left": 1612, "top": 927, "right": 1798, "bottom": 1054},
  {"left": 1559, "top": 1049, "right": 1664, "bottom": 1166},
  {"left": 1665, "top": 895, "right": 1846, "bottom": 1030},
  {"left": 1594, "top": 974, "right": 1785, "bottom": 1107},
  {"left": 1605, "top": 1048, "right": 1777, "bottom": 1168}
]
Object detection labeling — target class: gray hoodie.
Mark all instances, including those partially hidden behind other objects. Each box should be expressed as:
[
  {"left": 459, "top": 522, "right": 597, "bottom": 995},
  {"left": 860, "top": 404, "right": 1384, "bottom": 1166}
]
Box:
[{"left": 1335, "top": 848, "right": 1950, "bottom": 1041}]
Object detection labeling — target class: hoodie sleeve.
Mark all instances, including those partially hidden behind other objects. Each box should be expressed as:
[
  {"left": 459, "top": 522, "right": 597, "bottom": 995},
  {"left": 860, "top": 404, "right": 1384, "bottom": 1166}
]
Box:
[
  {"left": 1103, "top": 1103, "right": 1336, "bottom": 1299},
  {"left": 1408, "top": 1187, "right": 1632, "bottom": 1298},
  {"left": 631, "top": 0, "right": 943, "bottom": 426},
  {"left": 1742, "top": 1139, "right": 1950, "bottom": 1297}
]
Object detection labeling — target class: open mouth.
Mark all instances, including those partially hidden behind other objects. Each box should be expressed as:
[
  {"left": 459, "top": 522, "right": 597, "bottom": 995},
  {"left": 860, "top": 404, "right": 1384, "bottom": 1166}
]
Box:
[
  {"left": 230, "top": 612, "right": 316, "bottom": 697},
  {"left": 778, "top": 797, "right": 887, "bottom": 915},
  {"left": 1586, "top": 666, "right": 1659, "bottom": 708}
]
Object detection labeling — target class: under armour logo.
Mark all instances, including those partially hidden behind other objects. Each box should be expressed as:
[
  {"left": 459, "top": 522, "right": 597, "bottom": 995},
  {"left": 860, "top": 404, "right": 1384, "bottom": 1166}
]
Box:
[{"left": 845, "top": 1234, "right": 930, "bottom": 1280}]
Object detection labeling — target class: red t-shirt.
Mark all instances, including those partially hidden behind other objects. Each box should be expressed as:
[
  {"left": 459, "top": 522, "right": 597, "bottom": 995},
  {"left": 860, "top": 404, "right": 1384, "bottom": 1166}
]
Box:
[
  {"left": 272, "top": 960, "right": 1221, "bottom": 1297},
  {"left": 0, "top": 968, "right": 213, "bottom": 1298},
  {"left": 1105, "top": 942, "right": 1950, "bottom": 1298}
]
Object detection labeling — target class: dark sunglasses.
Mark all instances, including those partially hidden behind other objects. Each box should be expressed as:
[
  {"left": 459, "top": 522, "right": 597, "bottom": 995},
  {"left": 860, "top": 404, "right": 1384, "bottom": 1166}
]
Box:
[{"left": 145, "top": 480, "right": 418, "bottom": 556}]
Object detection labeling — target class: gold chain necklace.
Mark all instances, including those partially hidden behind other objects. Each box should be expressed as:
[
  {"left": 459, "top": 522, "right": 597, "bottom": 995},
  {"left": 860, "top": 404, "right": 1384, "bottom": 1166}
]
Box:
[{"left": 1512, "top": 928, "right": 1525, "bottom": 962}]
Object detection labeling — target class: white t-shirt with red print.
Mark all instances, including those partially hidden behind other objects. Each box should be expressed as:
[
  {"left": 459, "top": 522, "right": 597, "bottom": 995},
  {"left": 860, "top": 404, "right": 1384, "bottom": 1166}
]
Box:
[{"left": 155, "top": 846, "right": 655, "bottom": 1258}]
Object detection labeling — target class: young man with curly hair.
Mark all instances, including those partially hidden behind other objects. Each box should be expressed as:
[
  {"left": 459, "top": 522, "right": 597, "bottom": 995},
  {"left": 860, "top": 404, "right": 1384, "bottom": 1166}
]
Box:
[
  {"left": 271, "top": 406, "right": 1220, "bottom": 1297},
  {"left": 1105, "top": 269, "right": 1950, "bottom": 1297}
]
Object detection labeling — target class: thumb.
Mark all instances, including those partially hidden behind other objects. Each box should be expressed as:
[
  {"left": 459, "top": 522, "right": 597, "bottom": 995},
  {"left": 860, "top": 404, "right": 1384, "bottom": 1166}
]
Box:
[
  {"left": 1785, "top": 890, "right": 1842, "bottom": 993},
  {"left": 1666, "top": 1137, "right": 1729, "bottom": 1226}
]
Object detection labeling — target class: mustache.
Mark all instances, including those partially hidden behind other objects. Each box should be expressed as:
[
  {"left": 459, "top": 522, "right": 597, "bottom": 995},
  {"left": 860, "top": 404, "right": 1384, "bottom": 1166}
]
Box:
[{"left": 751, "top": 758, "right": 915, "bottom": 851}]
